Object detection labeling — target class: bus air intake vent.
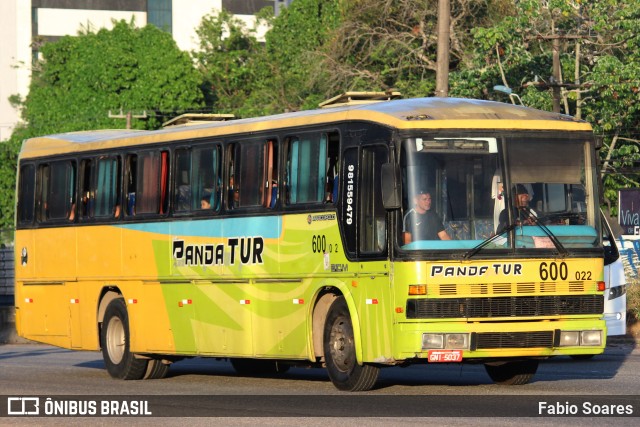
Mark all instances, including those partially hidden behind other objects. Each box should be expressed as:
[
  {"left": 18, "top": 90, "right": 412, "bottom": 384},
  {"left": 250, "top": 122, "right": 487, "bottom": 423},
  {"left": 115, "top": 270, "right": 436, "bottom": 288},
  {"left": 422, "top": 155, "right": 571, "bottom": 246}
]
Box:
[
  {"left": 475, "top": 331, "right": 554, "bottom": 349},
  {"left": 517, "top": 283, "right": 536, "bottom": 294},
  {"left": 493, "top": 284, "right": 511, "bottom": 294},
  {"left": 406, "top": 295, "right": 603, "bottom": 318}
]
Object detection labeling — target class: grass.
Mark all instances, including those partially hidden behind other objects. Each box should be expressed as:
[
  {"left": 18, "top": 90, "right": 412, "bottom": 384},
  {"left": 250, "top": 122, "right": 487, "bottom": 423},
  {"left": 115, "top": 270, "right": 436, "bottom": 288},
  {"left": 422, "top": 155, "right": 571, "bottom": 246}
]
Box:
[{"left": 627, "top": 277, "right": 640, "bottom": 325}]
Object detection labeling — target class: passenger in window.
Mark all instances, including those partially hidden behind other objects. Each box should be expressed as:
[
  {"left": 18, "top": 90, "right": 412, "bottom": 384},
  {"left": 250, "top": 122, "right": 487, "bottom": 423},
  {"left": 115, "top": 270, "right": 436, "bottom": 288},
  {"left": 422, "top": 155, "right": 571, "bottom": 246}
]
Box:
[
  {"left": 201, "top": 192, "right": 212, "bottom": 209},
  {"left": 232, "top": 188, "right": 240, "bottom": 208},
  {"left": 114, "top": 204, "right": 121, "bottom": 219},
  {"left": 68, "top": 203, "right": 76, "bottom": 221},
  {"left": 228, "top": 176, "right": 237, "bottom": 209},
  {"left": 403, "top": 189, "right": 451, "bottom": 243},
  {"left": 497, "top": 184, "right": 537, "bottom": 234},
  {"left": 269, "top": 180, "right": 278, "bottom": 208}
]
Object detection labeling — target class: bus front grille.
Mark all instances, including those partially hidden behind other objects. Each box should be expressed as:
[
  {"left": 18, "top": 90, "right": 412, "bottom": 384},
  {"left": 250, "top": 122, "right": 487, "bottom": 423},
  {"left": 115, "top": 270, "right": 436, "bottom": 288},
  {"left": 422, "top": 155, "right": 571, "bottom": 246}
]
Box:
[
  {"left": 406, "top": 295, "right": 603, "bottom": 319},
  {"left": 474, "top": 331, "right": 554, "bottom": 349}
]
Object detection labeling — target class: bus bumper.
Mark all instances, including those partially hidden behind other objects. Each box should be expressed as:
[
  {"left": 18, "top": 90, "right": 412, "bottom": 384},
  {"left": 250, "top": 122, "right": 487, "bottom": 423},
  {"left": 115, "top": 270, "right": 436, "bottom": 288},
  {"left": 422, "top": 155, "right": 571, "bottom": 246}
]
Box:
[{"left": 391, "top": 319, "right": 607, "bottom": 361}]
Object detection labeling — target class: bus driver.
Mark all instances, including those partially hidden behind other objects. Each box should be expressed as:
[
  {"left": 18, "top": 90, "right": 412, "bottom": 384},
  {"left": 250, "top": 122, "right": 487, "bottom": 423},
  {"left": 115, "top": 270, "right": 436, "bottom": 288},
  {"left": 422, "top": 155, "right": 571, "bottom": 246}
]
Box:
[{"left": 403, "top": 189, "right": 451, "bottom": 244}]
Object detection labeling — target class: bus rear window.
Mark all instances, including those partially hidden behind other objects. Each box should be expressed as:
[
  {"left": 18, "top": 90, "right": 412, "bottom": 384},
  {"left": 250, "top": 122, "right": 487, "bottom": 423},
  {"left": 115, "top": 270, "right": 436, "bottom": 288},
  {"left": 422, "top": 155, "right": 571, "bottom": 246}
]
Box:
[{"left": 18, "top": 164, "right": 36, "bottom": 225}]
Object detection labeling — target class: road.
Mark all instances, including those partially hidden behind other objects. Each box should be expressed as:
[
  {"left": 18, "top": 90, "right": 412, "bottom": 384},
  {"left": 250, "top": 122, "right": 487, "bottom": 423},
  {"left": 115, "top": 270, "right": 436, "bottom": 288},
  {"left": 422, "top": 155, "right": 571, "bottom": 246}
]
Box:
[{"left": 0, "top": 341, "right": 639, "bottom": 425}]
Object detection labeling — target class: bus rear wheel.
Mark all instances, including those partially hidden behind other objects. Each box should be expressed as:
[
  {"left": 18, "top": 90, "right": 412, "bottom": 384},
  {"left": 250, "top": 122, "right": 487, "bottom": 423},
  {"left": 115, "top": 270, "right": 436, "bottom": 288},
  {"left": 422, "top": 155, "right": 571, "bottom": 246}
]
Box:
[
  {"left": 323, "top": 296, "right": 379, "bottom": 391},
  {"left": 143, "top": 359, "right": 170, "bottom": 379},
  {"left": 484, "top": 360, "right": 539, "bottom": 385},
  {"left": 101, "top": 298, "right": 148, "bottom": 380}
]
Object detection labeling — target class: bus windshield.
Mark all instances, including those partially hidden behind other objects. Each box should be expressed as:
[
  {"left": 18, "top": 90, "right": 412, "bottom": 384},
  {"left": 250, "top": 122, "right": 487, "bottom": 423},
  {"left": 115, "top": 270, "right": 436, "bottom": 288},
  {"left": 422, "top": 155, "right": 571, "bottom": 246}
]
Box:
[{"left": 400, "top": 133, "right": 600, "bottom": 252}]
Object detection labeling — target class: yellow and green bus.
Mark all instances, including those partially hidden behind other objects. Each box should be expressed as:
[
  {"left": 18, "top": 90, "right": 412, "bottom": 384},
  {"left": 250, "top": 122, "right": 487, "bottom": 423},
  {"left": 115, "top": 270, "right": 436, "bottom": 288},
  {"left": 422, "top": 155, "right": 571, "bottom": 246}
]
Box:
[{"left": 14, "top": 95, "right": 606, "bottom": 391}]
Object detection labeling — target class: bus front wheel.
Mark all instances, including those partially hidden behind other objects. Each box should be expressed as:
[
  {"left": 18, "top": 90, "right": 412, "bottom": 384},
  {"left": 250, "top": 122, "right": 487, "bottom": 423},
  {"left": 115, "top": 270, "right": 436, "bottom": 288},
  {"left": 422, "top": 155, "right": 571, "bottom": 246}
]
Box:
[
  {"left": 101, "top": 298, "right": 148, "bottom": 380},
  {"left": 484, "top": 360, "right": 539, "bottom": 385},
  {"left": 323, "top": 296, "right": 379, "bottom": 391}
]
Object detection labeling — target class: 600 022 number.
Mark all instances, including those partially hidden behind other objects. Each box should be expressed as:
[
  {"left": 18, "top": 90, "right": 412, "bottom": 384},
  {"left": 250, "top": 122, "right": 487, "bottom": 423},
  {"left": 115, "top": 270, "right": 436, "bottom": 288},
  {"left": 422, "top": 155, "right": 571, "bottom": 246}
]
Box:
[{"left": 539, "top": 261, "right": 568, "bottom": 281}]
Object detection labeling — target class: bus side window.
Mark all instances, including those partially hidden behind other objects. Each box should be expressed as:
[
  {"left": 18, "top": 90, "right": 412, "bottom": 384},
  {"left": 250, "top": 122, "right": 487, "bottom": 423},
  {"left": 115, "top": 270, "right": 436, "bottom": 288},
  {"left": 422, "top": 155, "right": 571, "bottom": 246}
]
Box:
[
  {"left": 126, "top": 150, "right": 169, "bottom": 216},
  {"left": 264, "top": 139, "right": 278, "bottom": 209},
  {"left": 94, "top": 156, "right": 120, "bottom": 219},
  {"left": 80, "top": 159, "right": 93, "bottom": 219},
  {"left": 174, "top": 149, "right": 191, "bottom": 212},
  {"left": 360, "top": 146, "right": 388, "bottom": 254},
  {"left": 228, "top": 140, "right": 267, "bottom": 209},
  {"left": 37, "top": 161, "right": 76, "bottom": 223},
  {"left": 125, "top": 154, "right": 137, "bottom": 216},
  {"left": 194, "top": 144, "right": 222, "bottom": 212},
  {"left": 286, "top": 133, "right": 329, "bottom": 204}
]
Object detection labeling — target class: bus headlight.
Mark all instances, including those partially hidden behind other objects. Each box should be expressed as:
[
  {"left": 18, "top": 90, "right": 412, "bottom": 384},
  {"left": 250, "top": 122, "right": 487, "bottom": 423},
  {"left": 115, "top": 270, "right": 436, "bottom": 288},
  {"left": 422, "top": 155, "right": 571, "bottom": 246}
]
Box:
[
  {"left": 423, "top": 334, "right": 444, "bottom": 349},
  {"left": 422, "top": 333, "right": 469, "bottom": 350},
  {"left": 559, "top": 330, "right": 602, "bottom": 346},
  {"left": 559, "top": 331, "right": 580, "bottom": 346},
  {"left": 445, "top": 334, "right": 469, "bottom": 349},
  {"left": 581, "top": 330, "right": 602, "bottom": 346}
]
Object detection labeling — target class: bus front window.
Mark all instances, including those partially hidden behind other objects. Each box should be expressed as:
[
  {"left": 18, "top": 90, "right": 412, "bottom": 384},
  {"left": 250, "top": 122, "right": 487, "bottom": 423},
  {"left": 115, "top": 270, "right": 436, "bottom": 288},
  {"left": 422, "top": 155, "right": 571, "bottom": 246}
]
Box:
[{"left": 400, "top": 134, "right": 600, "bottom": 252}]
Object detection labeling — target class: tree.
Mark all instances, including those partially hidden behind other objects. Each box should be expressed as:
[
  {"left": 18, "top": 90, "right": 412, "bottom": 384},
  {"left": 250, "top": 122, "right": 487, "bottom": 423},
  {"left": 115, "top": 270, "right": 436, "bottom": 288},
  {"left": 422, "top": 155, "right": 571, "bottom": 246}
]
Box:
[
  {"left": 192, "top": 9, "right": 267, "bottom": 115},
  {"left": 319, "top": 0, "right": 507, "bottom": 98},
  {"left": 452, "top": 0, "right": 640, "bottom": 214},
  {"left": 23, "top": 20, "right": 204, "bottom": 133},
  {"left": 0, "top": 20, "right": 204, "bottom": 228}
]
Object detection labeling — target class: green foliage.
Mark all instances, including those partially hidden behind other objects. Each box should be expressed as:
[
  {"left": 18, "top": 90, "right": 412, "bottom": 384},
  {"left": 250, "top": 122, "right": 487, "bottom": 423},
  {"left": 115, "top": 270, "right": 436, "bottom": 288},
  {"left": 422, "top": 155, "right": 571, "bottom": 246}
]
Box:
[
  {"left": 192, "top": 9, "right": 265, "bottom": 114},
  {"left": 0, "top": 20, "right": 204, "bottom": 228},
  {"left": 24, "top": 20, "right": 203, "bottom": 133},
  {"left": 256, "top": 0, "right": 343, "bottom": 113}
]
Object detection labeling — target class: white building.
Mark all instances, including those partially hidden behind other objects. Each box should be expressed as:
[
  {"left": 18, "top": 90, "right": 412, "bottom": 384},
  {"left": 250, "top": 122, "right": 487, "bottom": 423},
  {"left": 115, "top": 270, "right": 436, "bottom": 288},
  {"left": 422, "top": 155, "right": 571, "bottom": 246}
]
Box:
[{"left": 0, "top": 0, "right": 274, "bottom": 141}]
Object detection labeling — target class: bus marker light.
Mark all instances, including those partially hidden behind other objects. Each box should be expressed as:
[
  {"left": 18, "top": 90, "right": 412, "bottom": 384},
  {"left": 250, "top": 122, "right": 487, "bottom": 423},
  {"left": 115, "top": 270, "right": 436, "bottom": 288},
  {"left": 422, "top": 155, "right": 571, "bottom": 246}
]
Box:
[
  {"left": 292, "top": 299, "right": 304, "bottom": 304},
  {"left": 24, "top": 298, "right": 33, "bottom": 303},
  {"left": 395, "top": 307, "right": 403, "bottom": 313},
  {"left": 240, "top": 299, "right": 250, "bottom": 305},
  {"left": 597, "top": 281, "right": 606, "bottom": 292},
  {"left": 351, "top": 280, "right": 358, "bottom": 287},
  {"left": 128, "top": 299, "right": 137, "bottom": 304},
  {"left": 70, "top": 299, "right": 79, "bottom": 304},
  {"left": 408, "top": 285, "right": 426, "bottom": 295},
  {"left": 366, "top": 299, "right": 378, "bottom": 305},
  {"left": 178, "top": 299, "right": 192, "bottom": 307}
]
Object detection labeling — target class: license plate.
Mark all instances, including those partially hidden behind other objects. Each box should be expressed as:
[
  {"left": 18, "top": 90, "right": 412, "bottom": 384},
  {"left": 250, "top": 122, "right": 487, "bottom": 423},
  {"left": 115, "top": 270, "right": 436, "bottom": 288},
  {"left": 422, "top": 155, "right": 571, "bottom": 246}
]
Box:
[{"left": 427, "top": 349, "right": 463, "bottom": 363}]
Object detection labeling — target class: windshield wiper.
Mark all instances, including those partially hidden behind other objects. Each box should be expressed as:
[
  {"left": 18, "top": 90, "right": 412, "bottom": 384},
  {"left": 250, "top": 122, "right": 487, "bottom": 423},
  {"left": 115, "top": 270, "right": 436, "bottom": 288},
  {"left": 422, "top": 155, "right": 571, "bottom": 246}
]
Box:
[
  {"left": 462, "top": 207, "right": 569, "bottom": 260},
  {"left": 521, "top": 207, "right": 569, "bottom": 257},
  {"left": 462, "top": 222, "right": 517, "bottom": 260}
]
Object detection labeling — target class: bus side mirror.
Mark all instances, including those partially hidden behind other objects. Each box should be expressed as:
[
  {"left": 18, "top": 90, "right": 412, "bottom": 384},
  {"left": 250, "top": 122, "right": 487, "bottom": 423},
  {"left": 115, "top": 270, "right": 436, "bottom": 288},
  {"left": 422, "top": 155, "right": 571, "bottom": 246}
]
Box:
[
  {"left": 604, "top": 244, "right": 619, "bottom": 266},
  {"left": 381, "top": 163, "right": 401, "bottom": 209}
]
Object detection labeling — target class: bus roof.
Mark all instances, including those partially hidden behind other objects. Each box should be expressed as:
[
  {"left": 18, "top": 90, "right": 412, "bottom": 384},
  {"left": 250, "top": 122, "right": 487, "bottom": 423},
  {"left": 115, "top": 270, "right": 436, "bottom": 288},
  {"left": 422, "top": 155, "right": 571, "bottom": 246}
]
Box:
[{"left": 20, "top": 97, "right": 592, "bottom": 159}]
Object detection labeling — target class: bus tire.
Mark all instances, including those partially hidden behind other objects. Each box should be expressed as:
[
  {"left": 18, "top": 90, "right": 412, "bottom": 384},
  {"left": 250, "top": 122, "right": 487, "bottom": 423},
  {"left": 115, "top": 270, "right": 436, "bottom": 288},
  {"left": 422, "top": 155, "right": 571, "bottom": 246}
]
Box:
[
  {"left": 323, "top": 296, "right": 379, "bottom": 391},
  {"left": 484, "top": 360, "right": 538, "bottom": 385},
  {"left": 143, "top": 359, "right": 170, "bottom": 380},
  {"left": 101, "top": 298, "right": 148, "bottom": 380},
  {"left": 230, "top": 358, "right": 290, "bottom": 375}
]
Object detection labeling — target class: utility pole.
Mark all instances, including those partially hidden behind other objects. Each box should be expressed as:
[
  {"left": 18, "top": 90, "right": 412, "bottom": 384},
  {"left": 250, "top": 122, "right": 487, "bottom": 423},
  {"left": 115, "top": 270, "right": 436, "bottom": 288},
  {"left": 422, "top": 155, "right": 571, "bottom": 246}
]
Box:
[
  {"left": 435, "top": 0, "right": 450, "bottom": 97},
  {"left": 551, "top": 36, "right": 562, "bottom": 113},
  {"left": 108, "top": 109, "right": 148, "bottom": 129}
]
